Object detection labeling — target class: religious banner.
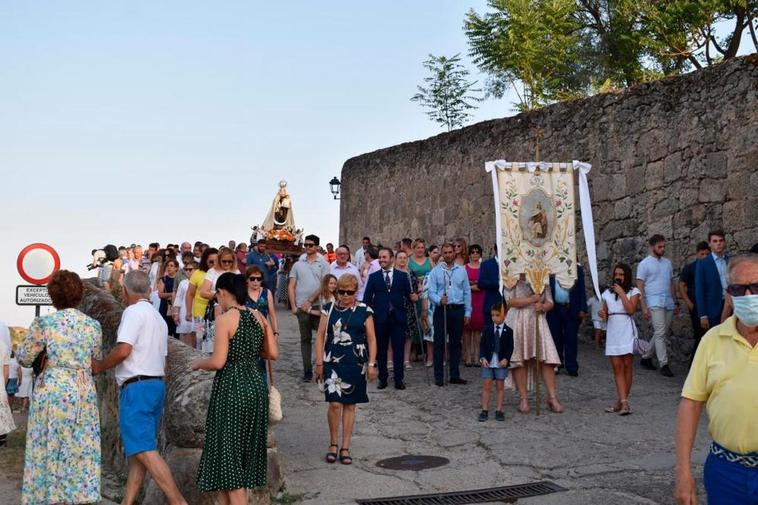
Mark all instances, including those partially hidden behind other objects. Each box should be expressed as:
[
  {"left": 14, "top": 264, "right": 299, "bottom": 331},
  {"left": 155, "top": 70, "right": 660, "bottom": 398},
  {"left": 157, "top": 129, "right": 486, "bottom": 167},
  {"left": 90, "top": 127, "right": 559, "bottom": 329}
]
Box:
[{"left": 484, "top": 160, "right": 598, "bottom": 296}]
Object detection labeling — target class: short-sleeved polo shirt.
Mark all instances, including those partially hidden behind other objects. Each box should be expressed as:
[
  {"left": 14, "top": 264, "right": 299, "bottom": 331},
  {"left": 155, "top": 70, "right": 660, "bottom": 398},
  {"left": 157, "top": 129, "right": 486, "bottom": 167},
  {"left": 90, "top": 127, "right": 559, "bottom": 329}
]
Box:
[{"left": 682, "top": 315, "right": 758, "bottom": 454}]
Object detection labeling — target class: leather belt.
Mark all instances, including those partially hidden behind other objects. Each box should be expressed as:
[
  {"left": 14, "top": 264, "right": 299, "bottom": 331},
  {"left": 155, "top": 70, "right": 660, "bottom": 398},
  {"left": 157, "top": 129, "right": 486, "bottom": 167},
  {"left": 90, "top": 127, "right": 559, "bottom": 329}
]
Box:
[{"left": 121, "top": 375, "right": 163, "bottom": 390}]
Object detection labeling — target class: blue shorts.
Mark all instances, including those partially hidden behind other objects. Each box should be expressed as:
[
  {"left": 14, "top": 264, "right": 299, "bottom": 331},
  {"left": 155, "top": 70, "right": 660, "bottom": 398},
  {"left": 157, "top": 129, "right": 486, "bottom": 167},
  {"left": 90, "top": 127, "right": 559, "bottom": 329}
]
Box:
[
  {"left": 481, "top": 367, "right": 508, "bottom": 380},
  {"left": 119, "top": 379, "right": 165, "bottom": 457},
  {"left": 704, "top": 446, "right": 758, "bottom": 504},
  {"left": 5, "top": 378, "right": 18, "bottom": 395}
]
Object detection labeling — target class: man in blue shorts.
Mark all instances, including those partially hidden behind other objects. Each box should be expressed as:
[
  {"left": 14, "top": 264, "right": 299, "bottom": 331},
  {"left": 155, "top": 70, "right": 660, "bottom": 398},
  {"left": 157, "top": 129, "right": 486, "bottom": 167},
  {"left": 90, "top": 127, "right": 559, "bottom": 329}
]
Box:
[{"left": 94, "top": 270, "right": 187, "bottom": 505}]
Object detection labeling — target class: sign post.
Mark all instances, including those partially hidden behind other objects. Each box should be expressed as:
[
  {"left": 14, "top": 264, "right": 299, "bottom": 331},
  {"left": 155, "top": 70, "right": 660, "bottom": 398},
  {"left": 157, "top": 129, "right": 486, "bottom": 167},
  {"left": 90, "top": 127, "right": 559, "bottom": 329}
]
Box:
[{"left": 16, "top": 243, "right": 60, "bottom": 317}]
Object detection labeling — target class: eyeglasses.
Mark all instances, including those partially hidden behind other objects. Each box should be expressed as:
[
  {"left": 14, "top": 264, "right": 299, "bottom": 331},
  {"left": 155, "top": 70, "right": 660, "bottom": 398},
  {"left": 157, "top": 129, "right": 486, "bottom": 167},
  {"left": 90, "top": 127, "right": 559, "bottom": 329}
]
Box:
[
  {"left": 248, "top": 276, "right": 263, "bottom": 282},
  {"left": 184, "top": 268, "right": 195, "bottom": 272},
  {"left": 726, "top": 283, "right": 758, "bottom": 297},
  {"left": 304, "top": 242, "right": 316, "bottom": 248},
  {"left": 454, "top": 244, "right": 462, "bottom": 248},
  {"left": 220, "top": 260, "right": 234, "bottom": 265},
  {"left": 337, "top": 289, "right": 356, "bottom": 296}
]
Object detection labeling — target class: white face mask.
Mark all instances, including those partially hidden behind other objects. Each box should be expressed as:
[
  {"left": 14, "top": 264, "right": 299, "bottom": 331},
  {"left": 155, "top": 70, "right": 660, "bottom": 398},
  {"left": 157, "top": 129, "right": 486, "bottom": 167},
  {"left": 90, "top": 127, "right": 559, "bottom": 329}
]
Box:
[{"left": 732, "top": 294, "right": 758, "bottom": 326}]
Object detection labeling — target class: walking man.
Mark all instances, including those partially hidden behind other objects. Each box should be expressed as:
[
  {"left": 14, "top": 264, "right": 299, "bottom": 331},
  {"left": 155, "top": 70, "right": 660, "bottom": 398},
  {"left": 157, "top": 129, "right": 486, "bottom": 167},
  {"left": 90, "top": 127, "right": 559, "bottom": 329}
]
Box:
[
  {"left": 636, "top": 234, "right": 677, "bottom": 377},
  {"left": 478, "top": 245, "right": 501, "bottom": 328},
  {"left": 330, "top": 245, "right": 360, "bottom": 280},
  {"left": 678, "top": 241, "right": 711, "bottom": 366},
  {"left": 92, "top": 271, "right": 187, "bottom": 505},
  {"left": 363, "top": 247, "right": 415, "bottom": 389},
  {"left": 695, "top": 230, "right": 729, "bottom": 332},
  {"left": 547, "top": 264, "right": 587, "bottom": 377},
  {"left": 353, "top": 236, "right": 372, "bottom": 269},
  {"left": 427, "top": 243, "right": 472, "bottom": 386},
  {"left": 247, "top": 239, "right": 278, "bottom": 290},
  {"left": 289, "top": 234, "right": 330, "bottom": 381}
]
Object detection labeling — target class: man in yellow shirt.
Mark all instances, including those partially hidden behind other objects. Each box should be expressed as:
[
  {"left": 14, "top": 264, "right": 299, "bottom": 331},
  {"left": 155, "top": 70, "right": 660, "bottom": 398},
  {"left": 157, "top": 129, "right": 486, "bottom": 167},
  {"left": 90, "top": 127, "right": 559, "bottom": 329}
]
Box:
[{"left": 675, "top": 254, "right": 758, "bottom": 505}]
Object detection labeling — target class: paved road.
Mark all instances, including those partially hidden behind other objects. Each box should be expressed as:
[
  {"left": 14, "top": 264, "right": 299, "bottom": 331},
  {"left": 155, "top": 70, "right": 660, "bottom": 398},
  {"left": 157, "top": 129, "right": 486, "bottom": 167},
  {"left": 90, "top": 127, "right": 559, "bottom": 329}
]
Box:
[{"left": 273, "top": 309, "right": 710, "bottom": 505}]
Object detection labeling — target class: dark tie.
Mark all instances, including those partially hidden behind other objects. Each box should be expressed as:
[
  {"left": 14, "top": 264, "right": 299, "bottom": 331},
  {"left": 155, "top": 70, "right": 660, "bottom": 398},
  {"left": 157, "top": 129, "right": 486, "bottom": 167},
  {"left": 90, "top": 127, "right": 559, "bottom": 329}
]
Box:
[
  {"left": 384, "top": 270, "right": 391, "bottom": 291},
  {"left": 495, "top": 325, "right": 501, "bottom": 350}
]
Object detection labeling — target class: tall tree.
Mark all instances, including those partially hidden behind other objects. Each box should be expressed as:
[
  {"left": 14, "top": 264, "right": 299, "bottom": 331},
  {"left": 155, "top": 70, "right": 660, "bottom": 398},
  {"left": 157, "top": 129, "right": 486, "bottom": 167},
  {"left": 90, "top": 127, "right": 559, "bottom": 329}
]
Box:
[
  {"left": 465, "top": 0, "right": 758, "bottom": 110},
  {"left": 411, "top": 54, "right": 482, "bottom": 131}
]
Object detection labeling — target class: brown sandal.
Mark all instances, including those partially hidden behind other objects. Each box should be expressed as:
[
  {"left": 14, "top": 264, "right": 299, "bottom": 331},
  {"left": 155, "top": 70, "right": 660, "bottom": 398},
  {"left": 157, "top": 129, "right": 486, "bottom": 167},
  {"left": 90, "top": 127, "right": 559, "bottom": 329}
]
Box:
[
  {"left": 619, "top": 400, "right": 632, "bottom": 416},
  {"left": 604, "top": 402, "right": 622, "bottom": 413},
  {"left": 546, "top": 396, "right": 564, "bottom": 414}
]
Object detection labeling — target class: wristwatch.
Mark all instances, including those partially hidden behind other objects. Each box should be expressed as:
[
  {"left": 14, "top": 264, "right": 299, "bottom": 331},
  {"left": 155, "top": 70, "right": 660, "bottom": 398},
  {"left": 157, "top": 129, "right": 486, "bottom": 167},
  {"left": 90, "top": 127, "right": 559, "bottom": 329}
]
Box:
[{"left": 368, "top": 362, "right": 377, "bottom": 368}]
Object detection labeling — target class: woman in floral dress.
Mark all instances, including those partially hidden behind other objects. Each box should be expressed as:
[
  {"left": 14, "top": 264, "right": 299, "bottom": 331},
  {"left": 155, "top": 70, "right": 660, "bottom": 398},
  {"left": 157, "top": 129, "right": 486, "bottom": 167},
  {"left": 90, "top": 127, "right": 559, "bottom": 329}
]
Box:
[
  {"left": 17, "top": 270, "right": 102, "bottom": 505},
  {"left": 314, "top": 274, "right": 377, "bottom": 465},
  {"left": 505, "top": 275, "right": 564, "bottom": 414}
]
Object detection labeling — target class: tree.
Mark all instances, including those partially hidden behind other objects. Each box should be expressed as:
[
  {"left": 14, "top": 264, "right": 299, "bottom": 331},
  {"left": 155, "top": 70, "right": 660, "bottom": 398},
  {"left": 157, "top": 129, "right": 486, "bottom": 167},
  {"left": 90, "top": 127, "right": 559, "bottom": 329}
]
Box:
[
  {"left": 465, "top": 0, "right": 758, "bottom": 110},
  {"left": 411, "top": 54, "right": 482, "bottom": 131}
]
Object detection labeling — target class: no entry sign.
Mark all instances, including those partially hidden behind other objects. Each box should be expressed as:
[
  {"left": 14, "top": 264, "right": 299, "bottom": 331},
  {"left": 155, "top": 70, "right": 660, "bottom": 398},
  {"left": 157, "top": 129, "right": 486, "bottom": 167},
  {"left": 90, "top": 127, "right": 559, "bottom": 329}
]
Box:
[{"left": 17, "top": 243, "right": 61, "bottom": 285}]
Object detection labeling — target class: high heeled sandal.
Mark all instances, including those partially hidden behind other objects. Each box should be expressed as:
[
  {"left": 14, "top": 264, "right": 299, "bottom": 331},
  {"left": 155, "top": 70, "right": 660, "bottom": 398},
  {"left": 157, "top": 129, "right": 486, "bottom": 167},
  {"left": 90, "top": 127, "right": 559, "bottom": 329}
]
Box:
[
  {"left": 325, "top": 444, "right": 338, "bottom": 463},
  {"left": 619, "top": 400, "right": 632, "bottom": 416},
  {"left": 518, "top": 397, "right": 530, "bottom": 414},
  {"left": 339, "top": 447, "right": 352, "bottom": 465},
  {"left": 546, "top": 396, "right": 564, "bottom": 414}
]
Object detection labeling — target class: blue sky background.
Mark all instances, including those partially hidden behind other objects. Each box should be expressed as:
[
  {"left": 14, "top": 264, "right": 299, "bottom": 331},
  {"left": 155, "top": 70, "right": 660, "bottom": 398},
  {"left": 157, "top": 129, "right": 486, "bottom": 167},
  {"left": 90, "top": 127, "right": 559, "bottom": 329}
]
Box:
[{"left": 0, "top": 2, "right": 752, "bottom": 327}]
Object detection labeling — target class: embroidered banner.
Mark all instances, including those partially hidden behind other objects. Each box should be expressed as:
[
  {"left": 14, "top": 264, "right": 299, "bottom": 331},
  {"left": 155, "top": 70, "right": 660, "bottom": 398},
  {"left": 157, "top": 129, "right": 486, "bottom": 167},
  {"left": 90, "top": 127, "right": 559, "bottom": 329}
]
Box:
[{"left": 485, "top": 161, "right": 578, "bottom": 293}]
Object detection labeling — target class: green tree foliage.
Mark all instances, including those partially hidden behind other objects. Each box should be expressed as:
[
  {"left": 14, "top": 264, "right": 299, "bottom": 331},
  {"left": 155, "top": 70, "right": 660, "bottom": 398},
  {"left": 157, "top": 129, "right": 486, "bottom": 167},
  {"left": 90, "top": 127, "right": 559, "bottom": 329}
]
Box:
[
  {"left": 411, "top": 54, "right": 482, "bottom": 131},
  {"left": 465, "top": 0, "right": 758, "bottom": 110}
]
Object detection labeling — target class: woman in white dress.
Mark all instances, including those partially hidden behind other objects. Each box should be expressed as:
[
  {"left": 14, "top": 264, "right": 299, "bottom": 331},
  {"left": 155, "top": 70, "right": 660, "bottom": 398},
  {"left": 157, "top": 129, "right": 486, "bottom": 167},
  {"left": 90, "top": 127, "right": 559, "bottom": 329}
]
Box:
[
  {"left": 16, "top": 365, "right": 34, "bottom": 413},
  {"left": 173, "top": 260, "right": 198, "bottom": 348},
  {"left": 598, "top": 263, "right": 640, "bottom": 416}
]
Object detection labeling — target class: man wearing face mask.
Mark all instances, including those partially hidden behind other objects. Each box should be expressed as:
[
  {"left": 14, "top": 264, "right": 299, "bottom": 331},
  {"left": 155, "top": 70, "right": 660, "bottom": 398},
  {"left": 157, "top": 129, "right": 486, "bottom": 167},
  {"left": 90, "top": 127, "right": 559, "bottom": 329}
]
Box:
[{"left": 675, "top": 254, "right": 758, "bottom": 505}]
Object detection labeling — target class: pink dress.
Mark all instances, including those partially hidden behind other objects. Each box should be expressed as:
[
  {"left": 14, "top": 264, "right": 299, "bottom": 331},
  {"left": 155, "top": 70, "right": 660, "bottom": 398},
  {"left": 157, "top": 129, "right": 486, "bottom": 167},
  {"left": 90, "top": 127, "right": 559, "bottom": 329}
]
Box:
[
  {"left": 465, "top": 264, "right": 484, "bottom": 331},
  {"left": 505, "top": 280, "right": 560, "bottom": 367}
]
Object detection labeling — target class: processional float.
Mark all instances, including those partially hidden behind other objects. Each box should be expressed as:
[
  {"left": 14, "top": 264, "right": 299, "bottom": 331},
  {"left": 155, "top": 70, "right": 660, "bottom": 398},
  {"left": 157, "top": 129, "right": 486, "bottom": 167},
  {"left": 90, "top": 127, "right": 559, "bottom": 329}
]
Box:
[{"left": 485, "top": 132, "right": 600, "bottom": 415}]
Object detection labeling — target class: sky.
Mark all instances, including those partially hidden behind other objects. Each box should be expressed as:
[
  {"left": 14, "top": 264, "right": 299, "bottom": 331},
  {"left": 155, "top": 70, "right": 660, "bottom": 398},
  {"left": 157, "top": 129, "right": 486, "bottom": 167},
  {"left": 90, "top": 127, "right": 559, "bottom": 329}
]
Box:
[
  {"left": 0, "top": 2, "right": 752, "bottom": 328},
  {"left": 0, "top": 1, "right": 517, "bottom": 327}
]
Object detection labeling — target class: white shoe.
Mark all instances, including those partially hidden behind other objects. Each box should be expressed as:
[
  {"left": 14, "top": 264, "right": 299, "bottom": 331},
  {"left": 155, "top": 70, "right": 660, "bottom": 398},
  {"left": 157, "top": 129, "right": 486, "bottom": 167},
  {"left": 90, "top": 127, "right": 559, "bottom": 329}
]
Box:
[
  {"left": 425, "top": 361, "right": 433, "bottom": 367},
  {"left": 404, "top": 361, "right": 412, "bottom": 370}
]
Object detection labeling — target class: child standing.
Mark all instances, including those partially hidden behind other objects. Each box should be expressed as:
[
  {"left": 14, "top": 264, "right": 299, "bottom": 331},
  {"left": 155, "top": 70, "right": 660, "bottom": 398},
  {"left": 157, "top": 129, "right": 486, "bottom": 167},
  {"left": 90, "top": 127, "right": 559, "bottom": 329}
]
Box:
[
  {"left": 587, "top": 292, "right": 607, "bottom": 350},
  {"left": 478, "top": 302, "right": 514, "bottom": 422}
]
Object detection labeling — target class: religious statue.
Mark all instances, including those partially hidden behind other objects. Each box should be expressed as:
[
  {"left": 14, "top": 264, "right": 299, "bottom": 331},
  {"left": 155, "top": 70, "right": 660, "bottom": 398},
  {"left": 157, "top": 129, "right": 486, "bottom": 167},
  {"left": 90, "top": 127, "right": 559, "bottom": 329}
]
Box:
[{"left": 262, "top": 181, "right": 296, "bottom": 233}]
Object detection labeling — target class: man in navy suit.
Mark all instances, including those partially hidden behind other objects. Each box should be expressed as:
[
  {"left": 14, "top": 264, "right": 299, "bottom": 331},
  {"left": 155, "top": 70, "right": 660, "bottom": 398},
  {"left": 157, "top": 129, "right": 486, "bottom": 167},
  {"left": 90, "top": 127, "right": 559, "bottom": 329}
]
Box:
[
  {"left": 478, "top": 245, "right": 502, "bottom": 327},
  {"left": 363, "top": 247, "right": 415, "bottom": 389},
  {"left": 546, "top": 265, "right": 587, "bottom": 376},
  {"left": 695, "top": 231, "right": 729, "bottom": 331}
]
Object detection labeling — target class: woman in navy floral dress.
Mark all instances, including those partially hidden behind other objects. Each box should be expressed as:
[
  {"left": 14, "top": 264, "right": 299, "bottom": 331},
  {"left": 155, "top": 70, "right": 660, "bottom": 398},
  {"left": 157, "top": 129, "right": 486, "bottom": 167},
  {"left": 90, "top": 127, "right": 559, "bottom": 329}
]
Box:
[{"left": 314, "top": 274, "right": 377, "bottom": 465}]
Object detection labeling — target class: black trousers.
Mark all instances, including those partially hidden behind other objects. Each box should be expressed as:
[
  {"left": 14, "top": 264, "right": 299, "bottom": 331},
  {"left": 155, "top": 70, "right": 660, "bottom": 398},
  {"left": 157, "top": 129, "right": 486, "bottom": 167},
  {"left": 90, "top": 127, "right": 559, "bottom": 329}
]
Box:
[
  {"left": 547, "top": 304, "right": 579, "bottom": 373},
  {"left": 375, "top": 319, "right": 406, "bottom": 383},
  {"left": 433, "top": 304, "right": 464, "bottom": 382},
  {"left": 687, "top": 308, "right": 707, "bottom": 367}
]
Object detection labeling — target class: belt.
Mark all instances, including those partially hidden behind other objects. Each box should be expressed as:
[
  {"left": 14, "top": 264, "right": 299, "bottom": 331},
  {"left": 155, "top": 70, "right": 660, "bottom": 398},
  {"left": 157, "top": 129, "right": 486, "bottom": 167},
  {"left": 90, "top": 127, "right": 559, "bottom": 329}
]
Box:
[
  {"left": 711, "top": 442, "right": 758, "bottom": 468},
  {"left": 554, "top": 302, "right": 570, "bottom": 307},
  {"left": 446, "top": 304, "right": 464, "bottom": 308},
  {"left": 122, "top": 375, "right": 163, "bottom": 390}
]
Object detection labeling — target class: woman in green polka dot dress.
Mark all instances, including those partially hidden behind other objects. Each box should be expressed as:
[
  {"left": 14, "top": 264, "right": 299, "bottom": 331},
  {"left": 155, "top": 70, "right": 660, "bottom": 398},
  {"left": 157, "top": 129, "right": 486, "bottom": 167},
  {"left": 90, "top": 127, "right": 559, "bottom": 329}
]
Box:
[{"left": 192, "top": 272, "right": 279, "bottom": 504}]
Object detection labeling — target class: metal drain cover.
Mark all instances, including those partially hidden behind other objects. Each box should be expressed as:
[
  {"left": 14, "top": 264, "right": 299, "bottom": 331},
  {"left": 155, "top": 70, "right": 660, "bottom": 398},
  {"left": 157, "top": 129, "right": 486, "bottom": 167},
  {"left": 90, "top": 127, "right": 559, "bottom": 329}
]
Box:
[
  {"left": 356, "top": 481, "right": 568, "bottom": 504},
  {"left": 376, "top": 454, "right": 449, "bottom": 471}
]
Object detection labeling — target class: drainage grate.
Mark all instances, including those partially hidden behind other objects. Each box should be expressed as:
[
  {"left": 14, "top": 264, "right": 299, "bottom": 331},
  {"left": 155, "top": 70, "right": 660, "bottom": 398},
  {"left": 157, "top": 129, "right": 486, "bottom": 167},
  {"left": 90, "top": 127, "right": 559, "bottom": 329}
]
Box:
[
  {"left": 356, "top": 481, "right": 567, "bottom": 505},
  {"left": 376, "top": 455, "right": 450, "bottom": 471}
]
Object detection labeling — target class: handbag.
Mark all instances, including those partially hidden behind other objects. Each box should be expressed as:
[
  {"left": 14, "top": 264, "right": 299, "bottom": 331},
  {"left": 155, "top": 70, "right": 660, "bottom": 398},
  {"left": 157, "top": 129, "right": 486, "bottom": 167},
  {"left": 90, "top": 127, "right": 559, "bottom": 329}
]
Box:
[
  {"left": 32, "top": 347, "right": 48, "bottom": 376},
  {"left": 267, "top": 360, "right": 283, "bottom": 425}
]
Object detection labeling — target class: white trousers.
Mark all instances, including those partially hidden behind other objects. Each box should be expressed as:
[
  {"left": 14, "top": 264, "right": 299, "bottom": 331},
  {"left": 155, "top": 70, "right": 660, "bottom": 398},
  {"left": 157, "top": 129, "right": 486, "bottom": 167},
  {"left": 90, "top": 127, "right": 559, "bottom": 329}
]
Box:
[{"left": 644, "top": 308, "right": 672, "bottom": 366}]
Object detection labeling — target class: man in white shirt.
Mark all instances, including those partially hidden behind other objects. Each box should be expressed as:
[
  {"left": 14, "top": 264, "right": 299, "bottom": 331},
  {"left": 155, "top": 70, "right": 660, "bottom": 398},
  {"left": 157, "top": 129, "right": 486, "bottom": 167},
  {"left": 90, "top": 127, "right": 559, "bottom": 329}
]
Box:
[
  {"left": 330, "top": 245, "right": 360, "bottom": 280},
  {"left": 636, "top": 234, "right": 678, "bottom": 378},
  {"left": 353, "top": 236, "right": 372, "bottom": 269},
  {"left": 93, "top": 270, "right": 187, "bottom": 505}
]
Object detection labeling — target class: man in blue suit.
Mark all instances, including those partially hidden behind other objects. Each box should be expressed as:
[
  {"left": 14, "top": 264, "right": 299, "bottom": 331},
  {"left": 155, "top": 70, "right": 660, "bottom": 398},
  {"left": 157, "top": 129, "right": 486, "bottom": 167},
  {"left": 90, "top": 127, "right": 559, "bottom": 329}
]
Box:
[
  {"left": 363, "top": 247, "right": 415, "bottom": 390},
  {"left": 547, "top": 265, "right": 587, "bottom": 377},
  {"left": 478, "top": 245, "right": 502, "bottom": 327},
  {"left": 695, "top": 231, "right": 729, "bottom": 331}
]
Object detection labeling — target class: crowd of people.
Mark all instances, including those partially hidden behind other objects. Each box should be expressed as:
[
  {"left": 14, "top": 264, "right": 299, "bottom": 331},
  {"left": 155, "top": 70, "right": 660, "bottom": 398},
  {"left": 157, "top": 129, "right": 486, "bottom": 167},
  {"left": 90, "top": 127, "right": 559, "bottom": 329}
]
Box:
[{"left": 1, "top": 230, "right": 757, "bottom": 504}]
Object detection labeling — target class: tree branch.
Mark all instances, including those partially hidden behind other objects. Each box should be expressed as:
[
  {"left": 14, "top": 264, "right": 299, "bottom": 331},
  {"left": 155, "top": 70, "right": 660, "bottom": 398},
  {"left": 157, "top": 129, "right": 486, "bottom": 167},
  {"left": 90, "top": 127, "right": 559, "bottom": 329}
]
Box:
[
  {"left": 748, "top": 13, "right": 758, "bottom": 51},
  {"left": 724, "top": 8, "right": 746, "bottom": 59}
]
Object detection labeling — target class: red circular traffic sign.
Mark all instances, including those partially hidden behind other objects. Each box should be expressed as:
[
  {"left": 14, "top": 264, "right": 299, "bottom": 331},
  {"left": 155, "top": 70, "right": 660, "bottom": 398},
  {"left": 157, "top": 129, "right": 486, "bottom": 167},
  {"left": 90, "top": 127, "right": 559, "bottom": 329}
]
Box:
[{"left": 17, "top": 243, "right": 61, "bottom": 285}]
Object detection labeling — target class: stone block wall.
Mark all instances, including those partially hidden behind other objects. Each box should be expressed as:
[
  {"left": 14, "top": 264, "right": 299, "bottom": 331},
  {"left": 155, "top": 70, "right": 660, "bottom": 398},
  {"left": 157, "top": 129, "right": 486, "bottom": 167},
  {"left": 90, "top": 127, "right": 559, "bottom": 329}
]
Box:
[{"left": 339, "top": 54, "right": 758, "bottom": 362}]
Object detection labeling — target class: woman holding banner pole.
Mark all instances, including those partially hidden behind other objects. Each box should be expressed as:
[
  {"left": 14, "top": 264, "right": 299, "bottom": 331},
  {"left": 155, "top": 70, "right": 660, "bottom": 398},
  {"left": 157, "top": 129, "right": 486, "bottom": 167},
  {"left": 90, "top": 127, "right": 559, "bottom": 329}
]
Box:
[{"left": 505, "top": 275, "right": 563, "bottom": 413}]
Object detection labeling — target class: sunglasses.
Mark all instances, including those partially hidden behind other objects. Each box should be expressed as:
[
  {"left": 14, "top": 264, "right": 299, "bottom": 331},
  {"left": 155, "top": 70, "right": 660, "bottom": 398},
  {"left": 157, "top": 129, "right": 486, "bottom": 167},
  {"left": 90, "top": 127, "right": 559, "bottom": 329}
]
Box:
[
  {"left": 184, "top": 268, "right": 195, "bottom": 272},
  {"left": 337, "top": 289, "right": 356, "bottom": 296},
  {"left": 248, "top": 276, "right": 263, "bottom": 282},
  {"left": 454, "top": 244, "right": 462, "bottom": 248},
  {"left": 304, "top": 243, "right": 316, "bottom": 248},
  {"left": 471, "top": 250, "right": 482, "bottom": 255},
  {"left": 220, "top": 260, "right": 234, "bottom": 265},
  {"left": 726, "top": 283, "right": 758, "bottom": 297}
]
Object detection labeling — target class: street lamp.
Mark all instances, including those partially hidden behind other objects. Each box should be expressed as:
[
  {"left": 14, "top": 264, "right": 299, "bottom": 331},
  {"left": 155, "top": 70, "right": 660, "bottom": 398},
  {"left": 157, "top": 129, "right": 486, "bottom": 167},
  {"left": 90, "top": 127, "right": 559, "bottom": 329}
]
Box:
[{"left": 329, "top": 176, "right": 341, "bottom": 200}]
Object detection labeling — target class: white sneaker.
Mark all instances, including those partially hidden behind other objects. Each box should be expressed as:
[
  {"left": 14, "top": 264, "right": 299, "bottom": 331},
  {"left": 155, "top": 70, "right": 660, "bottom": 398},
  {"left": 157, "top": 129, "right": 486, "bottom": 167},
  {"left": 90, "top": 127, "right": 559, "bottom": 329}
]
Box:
[{"left": 404, "top": 361, "right": 412, "bottom": 370}]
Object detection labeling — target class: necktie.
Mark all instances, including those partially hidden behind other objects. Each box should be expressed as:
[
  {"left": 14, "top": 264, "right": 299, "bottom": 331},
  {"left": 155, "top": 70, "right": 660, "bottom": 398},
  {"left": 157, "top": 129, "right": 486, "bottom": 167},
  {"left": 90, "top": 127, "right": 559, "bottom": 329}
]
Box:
[
  {"left": 384, "top": 270, "right": 391, "bottom": 291},
  {"left": 495, "top": 325, "right": 501, "bottom": 350}
]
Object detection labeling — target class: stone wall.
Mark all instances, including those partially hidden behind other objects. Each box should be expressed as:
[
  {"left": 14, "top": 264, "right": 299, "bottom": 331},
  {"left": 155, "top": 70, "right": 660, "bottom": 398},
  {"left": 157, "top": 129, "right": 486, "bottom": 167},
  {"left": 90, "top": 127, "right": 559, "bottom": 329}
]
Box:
[
  {"left": 339, "top": 54, "right": 758, "bottom": 362},
  {"left": 78, "top": 282, "right": 283, "bottom": 504}
]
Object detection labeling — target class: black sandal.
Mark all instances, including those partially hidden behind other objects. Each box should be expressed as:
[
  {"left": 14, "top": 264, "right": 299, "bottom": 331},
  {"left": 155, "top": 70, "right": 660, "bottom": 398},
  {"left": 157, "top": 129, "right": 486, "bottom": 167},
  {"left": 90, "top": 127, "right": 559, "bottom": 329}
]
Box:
[
  {"left": 339, "top": 447, "right": 352, "bottom": 465},
  {"left": 326, "top": 444, "right": 338, "bottom": 463}
]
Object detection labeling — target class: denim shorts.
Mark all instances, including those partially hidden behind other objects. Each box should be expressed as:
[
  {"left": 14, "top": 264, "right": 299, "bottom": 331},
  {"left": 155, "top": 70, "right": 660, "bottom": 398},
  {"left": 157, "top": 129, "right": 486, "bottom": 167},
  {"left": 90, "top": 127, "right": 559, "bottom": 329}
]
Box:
[
  {"left": 119, "top": 379, "right": 165, "bottom": 457},
  {"left": 481, "top": 367, "right": 508, "bottom": 380},
  {"left": 5, "top": 378, "right": 18, "bottom": 395}
]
